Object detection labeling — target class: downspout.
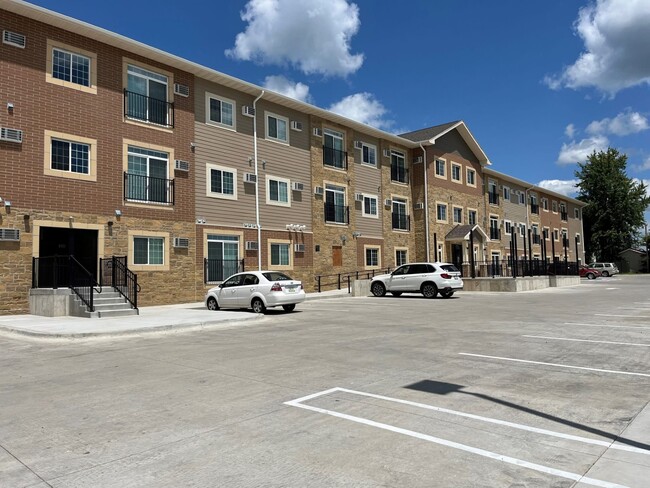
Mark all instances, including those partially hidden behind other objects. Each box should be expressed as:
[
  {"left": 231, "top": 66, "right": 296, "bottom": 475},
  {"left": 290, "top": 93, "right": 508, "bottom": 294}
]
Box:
[
  {"left": 252, "top": 90, "right": 265, "bottom": 271},
  {"left": 419, "top": 142, "right": 430, "bottom": 262}
]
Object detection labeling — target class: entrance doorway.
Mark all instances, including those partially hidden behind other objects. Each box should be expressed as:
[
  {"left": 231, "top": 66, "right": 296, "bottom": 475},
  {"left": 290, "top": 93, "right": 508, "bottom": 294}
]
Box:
[
  {"left": 38, "top": 227, "right": 98, "bottom": 286},
  {"left": 451, "top": 244, "right": 463, "bottom": 270}
]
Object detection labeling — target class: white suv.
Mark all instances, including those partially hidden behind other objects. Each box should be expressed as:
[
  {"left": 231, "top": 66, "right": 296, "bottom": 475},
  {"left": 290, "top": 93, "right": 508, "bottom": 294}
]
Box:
[
  {"left": 370, "top": 262, "right": 463, "bottom": 299},
  {"left": 588, "top": 262, "right": 619, "bottom": 277}
]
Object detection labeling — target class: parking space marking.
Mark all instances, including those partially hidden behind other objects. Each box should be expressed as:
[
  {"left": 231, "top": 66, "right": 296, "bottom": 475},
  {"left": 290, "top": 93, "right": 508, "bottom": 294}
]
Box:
[
  {"left": 595, "top": 313, "right": 650, "bottom": 319},
  {"left": 285, "top": 388, "right": 632, "bottom": 488},
  {"left": 523, "top": 335, "right": 650, "bottom": 347},
  {"left": 459, "top": 353, "right": 650, "bottom": 378},
  {"left": 564, "top": 322, "right": 650, "bottom": 330}
]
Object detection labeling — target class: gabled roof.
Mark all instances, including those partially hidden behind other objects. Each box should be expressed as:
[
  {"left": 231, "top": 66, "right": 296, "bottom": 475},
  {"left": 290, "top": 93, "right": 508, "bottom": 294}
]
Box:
[
  {"left": 618, "top": 248, "right": 646, "bottom": 256},
  {"left": 400, "top": 120, "right": 491, "bottom": 166},
  {"left": 445, "top": 224, "right": 489, "bottom": 241}
]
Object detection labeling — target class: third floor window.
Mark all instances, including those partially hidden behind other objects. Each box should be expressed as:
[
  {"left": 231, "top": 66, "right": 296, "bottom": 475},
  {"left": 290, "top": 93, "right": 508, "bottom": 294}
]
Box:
[
  {"left": 53, "top": 48, "right": 90, "bottom": 87},
  {"left": 125, "top": 64, "right": 173, "bottom": 127},
  {"left": 323, "top": 129, "right": 347, "bottom": 169},
  {"left": 391, "top": 150, "right": 408, "bottom": 183}
]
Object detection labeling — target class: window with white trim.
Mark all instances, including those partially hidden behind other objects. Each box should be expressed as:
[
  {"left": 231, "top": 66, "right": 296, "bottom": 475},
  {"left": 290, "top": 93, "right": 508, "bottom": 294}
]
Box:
[
  {"left": 325, "top": 183, "right": 347, "bottom": 224},
  {"left": 553, "top": 228, "right": 559, "bottom": 241},
  {"left": 503, "top": 186, "right": 511, "bottom": 201},
  {"left": 266, "top": 176, "right": 290, "bottom": 206},
  {"left": 468, "top": 209, "right": 477, "bottom": 225},
  {"left": 51, "top": 138, "right": 90, "bottom": 174},
  {"left": 542, "top": 197, "right": 549, "bottom": 211},
  {"left": 519, "top": 191, "right": 525, "bottom": 204},
  {"left": 451, "top": 163, "right": 462, "bottom": 182},
  {"left": 436, "top": 203, "right": 447, "bottom": 222},
  {"left": 453, "top": 206, "right": 463, "bottom": 224},
  {"left": 552, "top": 200, "right": 558, "bottom": 213},
  {"left": 466, "top": 168, "right": 476, "bottom": 186},
  {"left": 543, "top": 227, "right": 550, "bottom": 240},
  {"left": 53, "top": 47, "right": 90, "bottom": 87},
  {"left": 435, "top": 159, "right": 446, "bottom": 177},
  {"left": 504, "top": 220, "right": 512, "bottom": 235},
  {"left": 270, "top": 243, "right": 290, "bottom": 266},
  {"left": 361, "top": 143, "right": 377, "bottom": 167},
  {"left": 366, "top": 247, "right": 379, "bottom": 267},
  {"left": 392, "top": 197, "right": 409, "bottom": 230},
  {"left": 207, "top": 164, "right": 236, "bottom": 200},
  {"left": 133, "top": 236, "right": 164, "bottom": 265},
  {"left": 576, "top": 233, "right": 581, "bottom": 244},
  {"left": 363, "top": 195, "right": 378, "bottom": 217},
  {"left": 126, "top": 64, "right": 169, "bottom": 126},
  {"left": 266, "top": 112, "right": 288, "bottom": 143},
  {"left": 519, "top": 223, "right": 526, "bottom": 237},
  {"left": 574, "top": 208, "right": 581, "bottom": 219},
  {"left": 395, "top": 249, "right": 408, "bottom": 266},
  {"left": 206, "top": 94, "right": 235, "bottom": 129}
]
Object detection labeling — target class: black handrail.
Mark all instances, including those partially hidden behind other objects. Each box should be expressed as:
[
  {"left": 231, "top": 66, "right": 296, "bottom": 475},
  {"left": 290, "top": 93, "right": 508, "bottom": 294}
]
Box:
[
  {"left": 204, "top": 258, "right": 245, "bottom": 283},
  {"left": 315, "top": 267, "right": 393, "bottom": 293},
  {"left": 124, "top": 89, "right": 174, "bottom": 127},
  {"left": 124, "top": 172, "right": 175, "bottom": 205},
  {"left": 391, "top": 165, "right": 409, "bottom": 184},
  {"left": 488, "top": 191, "right": 499, "bottom": 205},
  {"left": 392, "top": 212, "right": 410, "bottom": 231},
  {"left": 324, "top": 202, "right": 349, "bottom": 224},
  {"left": 322, "top": 146, "right": 348, "bottom": 169},
  {"left": 99, "top": 256, "right": 139, "bottom": 310}
]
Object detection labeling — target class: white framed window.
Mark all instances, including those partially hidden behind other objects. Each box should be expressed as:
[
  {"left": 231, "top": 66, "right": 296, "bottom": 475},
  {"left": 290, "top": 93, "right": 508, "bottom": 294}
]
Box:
[
  {"left": 542, "top": 198, "right": 549, "bottom": 211},
  {"left": 206, "top": 93, "right": 235, "bottom": 130},
  {"left": 466, "top": 168, "right": 476, "bottom": 187},
  {"left": 365, "top": 246, "right": 380, "bottom": 268},
  {"left": 265, "top": 112, "right": 289, "bottom": 144},
  {"left": 362, "top": 195, "right": 378, "bottom": 218},
  {"left": 504, "top": 220, "right": 512, "bottom": 235},
  {"left": 576, "top": 233, "right": 581, "bottom": 244},
  {"left": 395, "top": 249, "right": 408, "bottom": 266},
  {"left": 206, "top": 233, "right": 240, "bottom": 282},
  {"left": 435, "top": 158, "right": 446, "bottom": 178},
  {"left": 392, "top": 197, "right": 409, "bottom": 230},
  {"left": 126, "top": 145, "right": 172, "bottom": 204},
  {"left": 553, "top": 228, "right": 559, "bottom": 241},
  {"left": 391, "top": 150, "right": 408, "bottom": 184},
  {"left": 436, "top": 203, "right": 448, "bottom": 222},
  {"left": 453, "top": 206, "right": 463, "bottom": 224},
  {"left": 543, "top": 227, "right": 550, "bottom": 240},
  {"left": 325, "top": 183, "right": 347, "bottom": 224},
  {"left": 52, "top": 47, "right": 90, "bottom": 87},
  {"left": 126, "top": 63, "right": 170, "bottom": 126},
  {"left": 50, "top": 138, "right": 90, "bottom": 175},
  {"left": 574, "top": 208, "right": 581, "bottom": 219},
  {"left": 467, "top": 209, "right": 477, "bottom": 226},
  {"left": 489, "top": 215, "right": 499, "bottom": 239},
  {"left": 519, "top": 191, "right": 525, "bottom": 205},
  {"left": 361, "top": 143, "right": 377, "bottom": 167},
  {"left": 270, "top": 242, "right": 290, "bottom": 266},
  {"left": 552, "top": 200, "right": 558, "bottom": 213},
  {"left": 133, "top": 236, "right": 164, "bottom": 265},
  {"left": 324, "top": 128, "right": 346, "bottom": 169},
  {"left": 266, "top": 176, "right": 290, "bottom": 206},
  {"left": 519, "top": 223, "right": 526, "bottom": 237},
  {"left": 206, "top": 164, "right": 237, "bottom": 200},
  {"left": 451, "top": 162, "right": 462, "bottom": 183},
  {"left": 503, "top": 186, "right": 511, "bottom": 200}
]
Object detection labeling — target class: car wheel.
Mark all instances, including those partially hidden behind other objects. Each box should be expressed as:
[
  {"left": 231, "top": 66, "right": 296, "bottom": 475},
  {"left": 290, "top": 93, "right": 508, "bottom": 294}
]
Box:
[
  {"left": 587, "top": 272, "right": 595, "bottom": 280},
  {"left": 282, "top": 304, "right": 296, "bottom": 312},
  {"left": 251, "top": 297, "right": 266, "bottom": 314},
  {"left": 440, "top": 290, "right": 454, "bottom": 298},
  {"left": 206, "top": 297, "right": 219, "bottom": 311},
  {"left": 391, "top": 292, "right": 402, "bottom": 297},
  {"left": 421, "top": 283, "right": 438, "bottom": 298},
  {"left": 602, "top": 271, "right": 609, "bottom": 277},
  {"left": 371, "top": 282, "right": 386, "bottom": 297}
]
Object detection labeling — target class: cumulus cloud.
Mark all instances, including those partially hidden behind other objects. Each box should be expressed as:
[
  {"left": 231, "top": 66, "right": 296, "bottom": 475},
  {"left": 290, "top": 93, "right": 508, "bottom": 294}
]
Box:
[
  {"left": 633, "top": 156, "right": 650, "bottom": 172},
  {"left": 226, "top": 0, "right": 364, "bottom": 77},
  {"left": 262, "top": 75, "right": 311, "bottom": 102},
  {"left": 557, "top": 135, "right": 609, "bottom": 165},
  {"left": 586, "top": 110, "right": 649, "bottom": 136},
  {"left": 544, "top": 0, "right": 650, "bottom": 94},
  {"left": 327, "top": 92, "right": 393, "bottom": 131},
  {"left": 565, "top": 123, "right": 577, "bottom": 138},
  {"left": 537, "top": 179, "right": 580, "bottom": 196}
]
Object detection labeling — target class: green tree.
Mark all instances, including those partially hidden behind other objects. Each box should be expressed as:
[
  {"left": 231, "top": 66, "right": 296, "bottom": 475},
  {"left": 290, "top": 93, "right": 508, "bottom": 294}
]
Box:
[{"left": 575, "top": 148, "right": 650, "bottom": 262}]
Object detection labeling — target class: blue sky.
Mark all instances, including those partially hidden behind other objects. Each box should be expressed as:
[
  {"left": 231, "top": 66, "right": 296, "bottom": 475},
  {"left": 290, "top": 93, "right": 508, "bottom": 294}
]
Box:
[{"left": 28, "top": 0, "right": 650, "bottom": 197}]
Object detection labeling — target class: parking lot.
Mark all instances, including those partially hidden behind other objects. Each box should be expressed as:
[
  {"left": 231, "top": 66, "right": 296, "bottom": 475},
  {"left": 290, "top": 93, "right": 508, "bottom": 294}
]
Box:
[{"left": 1, "top": 276, "right": 650, "bottom": 487}]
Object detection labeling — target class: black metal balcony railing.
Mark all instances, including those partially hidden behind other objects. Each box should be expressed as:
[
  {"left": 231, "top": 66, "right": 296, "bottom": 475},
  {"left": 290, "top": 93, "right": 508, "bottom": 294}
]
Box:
[
  {"left": 530, "top": 203, "right": 539, "bottom": 214},
  {"left": 490, "top": 227, "right": 501, "bottom": 240},
  {"left": 391, "top": 166, "right": 409, "bottom": 184},
  {"left": 324, "top": 202, "right": 349, "bottom": 224},
  {"left": 532, "top": 234, "right": 541, "bottom": 245},
  {"left": 323, "top": 146, "right": 348, "bottom": 169},
  {"left": 392, "top": 213, "right": 410, "bottom": 231},
  {"left": 561, "top": 211, "right": 568, "bottom": 221},
  {"left": 124, "top": 172, "right": 175, "bottom": 205},
  {"left": 488, "top": 191, "right": 499, "bottom": 205},
  {"left": 204, "top": 258, "right": 245, "bottom": 283},
  {"left": 124, "top": 89, "right": 174, "bottom": 128}
]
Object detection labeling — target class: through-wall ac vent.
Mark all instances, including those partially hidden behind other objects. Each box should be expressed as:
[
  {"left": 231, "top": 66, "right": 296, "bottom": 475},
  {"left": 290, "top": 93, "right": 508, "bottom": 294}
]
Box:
[
  {"left": 0, "top": 228, "right": 20, "bottom": 241},
  {"left": 414, "top": 202, "right": 425, "bottom": 210},
  {"left": 245, "top": 241, "right": 258, "bottom": 251},
  {"left": 290, "top": 121, "right": 303, "bottom": 131},
  {"left": 294, "top": 243, "right": 305, "bottom": 253},
  {"left": 3, "top": 31, "right": 26, "bottom": 48},
  {"left": 0, "top": 128, "right": 23, "bottom": 143},
  {"left": 314, "top": 186, "right": 324, "bottom": 195},
  {"left": 173, "top": 237, "right": 190, "bottom": 248},
  {"left": 312, "top": 127, "right": 322, "bottom": 137},
  {"left": 244, "top": 172, "right": 257, "bottom": 183},
  {"left": 174, "top": 159, "right": 190, "bottom": 171},
  {"left": 242, "top": 106, "right": 255, "bottom": 117},
  {"left": 291, "top": 182, "right": 304, "bottom": 192},
  {"left": 354, "top": 192, "right": 364, "bottom": 202},
  {"left": 382, "top": 149, "right": 391, "bottom": 158},
  {"left": 384, "top": 199, "right": 392, "bottom": 207},
  {"left": 173, "top": 83, "right": 190, "bottom": 97},
  {"left": 354, "top": 140, "right": 363, "bottom": 150}
]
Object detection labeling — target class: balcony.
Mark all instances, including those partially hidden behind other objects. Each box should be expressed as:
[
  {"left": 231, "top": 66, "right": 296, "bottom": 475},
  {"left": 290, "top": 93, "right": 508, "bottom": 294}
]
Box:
[
  {"left": 490, "top": 227, "right": 501, "bottom": 240},
  {"left": 324, "top": 202, "right": 349, "bottom": 224},
  {"left": 488, "top": 191, "right": 499, "bottom": 205},
  {"left": 323, "top": 146, "right": 348, "bottom": 170},
  {"left": 532, "top": 234, "right": 541, "bottom": 245},
  {"left": 560, "top": 211, "right": 568, "bottom": 221},
  {"left": 392, "top": 213, "right": 410, "bottom": 231},
  {"left": 530, "top": 203, "right": 539, "bottom": 214},
  {"left": 124, "top": 89, "right": 174, "bottom": 128},
  {"left": 391, "top": 166, "right": 409, "bottom": 184},
  {"left": 124, "top": 172, "right": 175, "bottom": 205}
]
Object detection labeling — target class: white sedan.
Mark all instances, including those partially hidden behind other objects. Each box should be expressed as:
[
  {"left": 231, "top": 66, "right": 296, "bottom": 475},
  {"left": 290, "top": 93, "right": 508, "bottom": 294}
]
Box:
[{"left": 205, "top": 270, "right": 306, "bottom": 313}]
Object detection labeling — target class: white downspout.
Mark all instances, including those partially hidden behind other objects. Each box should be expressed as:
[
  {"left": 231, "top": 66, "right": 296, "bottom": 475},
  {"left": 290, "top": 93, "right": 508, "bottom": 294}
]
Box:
[
  {"left": 419, "top": 142, "right": 430, "bottom": 262},
  {"left": 252, "top": 90, "right": 265, "bottom": 271}
]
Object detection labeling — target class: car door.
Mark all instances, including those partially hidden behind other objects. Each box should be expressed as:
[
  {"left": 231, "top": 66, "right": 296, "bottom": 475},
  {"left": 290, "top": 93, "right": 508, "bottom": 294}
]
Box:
[
  {"left": 233, "top": 273, "right": 259, "bottom": 307},
  {"left": 404, "top": 263, "right": 429, "bottom": 291},
  {"left": 217, "top": 274, "right": 243, "bottom": 308},
  {"left": 387, "top": 265, "right": 410, "bottom": 291}
]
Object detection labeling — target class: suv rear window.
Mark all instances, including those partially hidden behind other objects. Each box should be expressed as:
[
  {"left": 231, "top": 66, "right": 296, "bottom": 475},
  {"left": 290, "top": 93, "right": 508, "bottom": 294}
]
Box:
[
  {"left": 262, "top": 272, "right": 292, "bottom": 281},
  {"left": 439, "top": 264, "right": 460, "bottom": 272}
]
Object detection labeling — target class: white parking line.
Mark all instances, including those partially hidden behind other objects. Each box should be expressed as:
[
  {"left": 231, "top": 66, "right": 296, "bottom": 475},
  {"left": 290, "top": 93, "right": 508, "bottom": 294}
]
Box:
[
  {"left": 459, "top": 353, "right": 650, "bottom": 378},
  {"left": 595, "top": 313, "right": 650, "bottom": 318},
  {"left": 564, "top": 322, "right": 650, "bottom": 330},
  {"left": 285, "top": 387, "right": 632, "bottom": 488},
  {"left": 523, "top": 335, "right": 650, "bottom": 347}
]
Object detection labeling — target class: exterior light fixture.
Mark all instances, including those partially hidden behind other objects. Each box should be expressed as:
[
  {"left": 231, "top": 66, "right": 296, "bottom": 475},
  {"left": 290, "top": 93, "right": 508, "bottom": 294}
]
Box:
[{"left": 115, "top": 209, "right": 122, "bottom": 216}]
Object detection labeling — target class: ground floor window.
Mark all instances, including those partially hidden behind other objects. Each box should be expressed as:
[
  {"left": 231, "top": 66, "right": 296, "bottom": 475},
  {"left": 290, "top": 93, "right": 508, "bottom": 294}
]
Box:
[
  {"left": 133, "top": 237, "right": 164, "bottom": 265},
  {"left": 395, "top": 249, "right": 408, "bottom": 266},
  {"left": 207, "top": 234, "right": 240, "bottom": 282},
  {"left": 365, "top": 246, "right": 380, "bottom": 268},
  {"left": 271, "top": 243, "right": 290, "bottom": 266}
]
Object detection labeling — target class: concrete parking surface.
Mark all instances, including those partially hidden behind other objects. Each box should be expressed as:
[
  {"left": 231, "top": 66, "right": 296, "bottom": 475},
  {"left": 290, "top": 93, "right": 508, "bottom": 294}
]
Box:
[{"left": 1, "top": 276, "right": 649, "bottom": 487}]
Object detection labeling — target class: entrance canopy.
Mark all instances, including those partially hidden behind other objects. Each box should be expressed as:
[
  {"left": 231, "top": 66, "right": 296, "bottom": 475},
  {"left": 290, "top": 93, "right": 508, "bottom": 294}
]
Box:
[{"left": 445, "top": 224, "right": 489, "bottom": 242}]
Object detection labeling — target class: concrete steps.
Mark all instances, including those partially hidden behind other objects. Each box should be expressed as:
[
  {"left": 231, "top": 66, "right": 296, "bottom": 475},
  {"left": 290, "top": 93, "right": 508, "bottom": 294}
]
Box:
[{"left": 74, "top": 289, "right": 139, "bottom": 318}]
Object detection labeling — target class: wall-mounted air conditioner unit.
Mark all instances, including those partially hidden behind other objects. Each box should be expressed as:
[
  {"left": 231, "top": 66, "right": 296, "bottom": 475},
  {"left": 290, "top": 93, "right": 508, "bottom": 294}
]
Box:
[
  {"left": 354, "top": 141, "right": 363, "bottom": 150},
  {"left": 244, "top": 172, "right": 257, "bottom": 183},
  {"left": 383, "top": 149, "right": 391, "bottom": 158},
  {"left": 173, "top": 237, "right": 190, "bottom": 248},
  {"left": 313, "top": 127, "right": 322, "bottom": 137},
  {"left": 242, "top": 106, "right": 255, "bottom": 117},
  {"left": 384, "top": 199, "right": 392, "bottom": 207},
  {"left": 354, "top": 193, "right": 364, "bottom": 202},
  {"left": 314, "top": 186, "right": 324, "bottom": 195},
  {"left": 294, "top": 243, "right": 305, "bottom": 252},
  {"left": 290, "top": 121, "right": 303, "bottom": 131},
  {"left": 0, "top": 128, "right": 23, "bottom": 143},
  {"left": 291, "top": 182, "right": 304, "bottom": 192},
  {"left": 173, "top": 83, "right": 190, "bottom": 97},
  {"left": 174, "top": 159, "right": 189, "bottom": 172},
  {"left": 3, "top": 31, "right": 26, "bottom": 48},
  {"left": 245, "top": 241, "right": 258, "bottom": 251},
  {"left": 413, "top": 156, "right": 423, "bottom": 164},
  {"left": 414, "top": 202, "right": 424, "bottom": 210},
  {"left": 0, "top": 228, "right": 20, "bottom": 241}
]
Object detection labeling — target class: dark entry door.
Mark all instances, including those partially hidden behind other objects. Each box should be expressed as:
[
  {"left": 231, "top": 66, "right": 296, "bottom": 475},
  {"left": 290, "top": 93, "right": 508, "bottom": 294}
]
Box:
[
  {"left": 451, "top": 244, "right": 463, "bottom": 273},
  {"left": 38, "top": 227, "right": 98, "bottom": 287}
]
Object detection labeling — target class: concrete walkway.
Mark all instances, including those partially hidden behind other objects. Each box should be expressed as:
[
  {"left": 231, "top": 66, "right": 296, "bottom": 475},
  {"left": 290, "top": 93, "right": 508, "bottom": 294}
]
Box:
[{"left": 0, "top": 289, "right": 351, "bottom": 339}]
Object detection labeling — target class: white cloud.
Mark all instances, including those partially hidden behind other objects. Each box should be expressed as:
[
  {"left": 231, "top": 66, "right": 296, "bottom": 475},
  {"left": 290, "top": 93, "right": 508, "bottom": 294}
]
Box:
[
  {"left": 327, "top": 92, "right": 393, "bottom": 131},
  {"left": 565, "top": 123, "right": 576, "bottom": 138},
  {"left": 586, "top": 110, "right": 649, "bottom": 136},
  {"left": 544, "top": 0, "right": 650, "bottom": 94},
  {"left": 262, "top": 75, "right": 311, "bottom": 102},
  {"left": 633, "top": 156, "right": 650, "bottom": 172},
  {"left": 537, "top": 179, "right": 580, "bottom": 196},
  {"left": 557, "top": 135, "right": 609, "bottom": 165},
  {"left": 226, "top": 0, "right": 364, "bottom": 77}
]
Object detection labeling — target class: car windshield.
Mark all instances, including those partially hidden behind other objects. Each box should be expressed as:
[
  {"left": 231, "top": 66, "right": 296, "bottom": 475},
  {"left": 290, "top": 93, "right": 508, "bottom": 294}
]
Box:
[
  {"left": 262, "top": 272, "right": 293, "bottom": 281},
  {"left": 439, "top": 264, "right": 459, "bottom": 272}
]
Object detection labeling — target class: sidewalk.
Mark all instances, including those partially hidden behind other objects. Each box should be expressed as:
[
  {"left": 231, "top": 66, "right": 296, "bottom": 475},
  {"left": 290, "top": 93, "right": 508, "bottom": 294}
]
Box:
[{"left": 0, "top": 288, "right": 351, "bottom": 340}]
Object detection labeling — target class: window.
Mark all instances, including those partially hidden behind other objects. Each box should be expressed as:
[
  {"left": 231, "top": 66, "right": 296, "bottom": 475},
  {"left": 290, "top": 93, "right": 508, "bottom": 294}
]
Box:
[
  {"left": 391, "top": 150, "right": 408, "bottom": 183},
  {"left": 488, "top": 180, "right": 498, "bottom": 205},
  {"left": 365, "top": 247, "right": 380, "bottom": 268},
  {"left": 206, "top": 234, "right": 240, "bottom": 282},
  {"left": 126, "top": 145, "right": 171, "bottom": 204},
  {"left": 392, "top": 197, "right": 409, "bottom": 230},
  {"left": 560, "top": 203, "right": 568, "bottom": 220},
  {"left": 453, "top": 206, "right": 463, "bottom": 224},
  {"left": 435, "top": 159, "right": 446, "bottom": 178},
  {"left": 51, "top": 138, "right": 89, "bottom": 174},
  {"left": 576, "top": 234, "right": 581, "bottom": 244},
  {"left": 52, "top": 47, "right": 90, "bottom": 87},
  {"left": 489, "top": 216, "right": 500, "bottom": 240},
  {"left": 468, "top": 209, "right": 477, "bottom": 226},
  {"left": 532, "top": 225, "right": 540, "bottom": 244},
  {"left": 504, "top": 220, "right": 512, "bottom": 235},
  {"left": 266, "top": 176, "right": 290, "bottom": 206},
  {"left": 270, "top": 243, "right": 290, "bottom": 266},
  {"left": 466, "top": 168, "right": 476, "bottom": 186},
  {"left": 206, "top": 94, "right": 235, "bottom": 129},
  {"left": 266, "top": 112, "right": 288, "bottom": 143},
  {"left": 552, "top": 201, "right": 558, "bottom": 213},
  {"left": 519, "top": 192, "right": 525, "bottom": 205},
  {"left": 126, "top": 64, "right": 171, "bottom": 126},
  {"left": 542, "top": 198, "right": 549, "bottom": 211},
  {"left": 323, "top": 129, "right": 346, "bottom": 169},
  {"left": 451, "top": 163, "right": 462, "bottom": 183},
  {"left": 325, "top": 184, "right": 347, "bottom": 224},
  {"left": 519, "top": 223, "right": 526, "bottom": 237},
  {"left": 574, "top": 208, "right": 580, "bottom": 219},
  {"left": 395, "top": 249, "right": 408, "bottom": 266},
  {"left": 361, "top": 143, "right": 377, "bottom": 167},
  {"left": 436, "top": 203, "right": 447, "bottom": 222},
  {"left": 134, "top": 236, "right": 164, "bottom": 265},
  {"left": 553, "top": 228, "right": 559, "bottom": 241},
  {"left": 206, "top": 164, "right": 236, "bottom": 200},
  {"left": 363, "top": 195, "right": 378, "bottom": 217},
  {"left": 503, "top": 186, "right": 511, "bottom": 200}
]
